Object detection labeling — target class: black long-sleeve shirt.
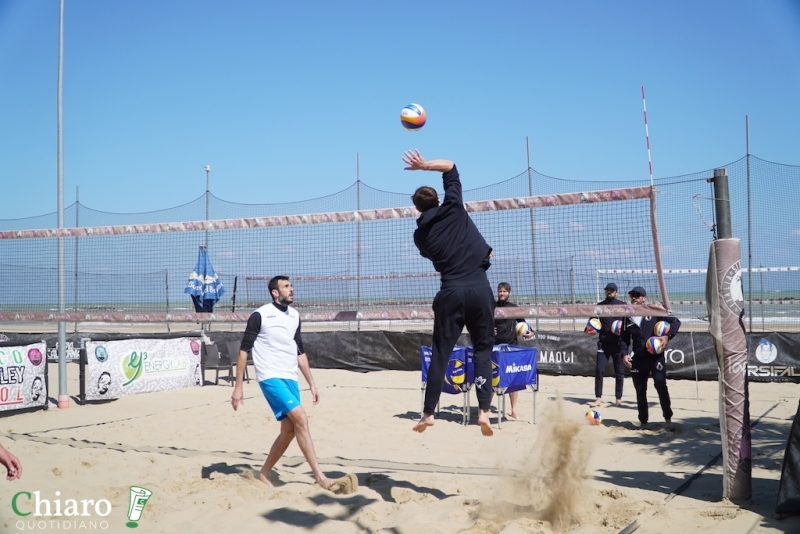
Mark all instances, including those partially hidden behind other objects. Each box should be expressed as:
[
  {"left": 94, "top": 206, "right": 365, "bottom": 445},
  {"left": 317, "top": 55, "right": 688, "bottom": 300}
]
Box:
[
  {"left": 413, "top": 165, "right": 492, "bottom": 285},
  {"left": 494, "top": 300, "right": 526, "bottom": 344},
  {"left": 591, "top": 296, "right": 626, "bottom": 355}
]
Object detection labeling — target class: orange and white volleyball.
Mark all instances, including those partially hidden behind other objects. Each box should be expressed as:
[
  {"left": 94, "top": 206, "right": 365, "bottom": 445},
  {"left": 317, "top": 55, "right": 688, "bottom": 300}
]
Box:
[{"left": 400, "top": 103, "right": 426, "bottom": 130}]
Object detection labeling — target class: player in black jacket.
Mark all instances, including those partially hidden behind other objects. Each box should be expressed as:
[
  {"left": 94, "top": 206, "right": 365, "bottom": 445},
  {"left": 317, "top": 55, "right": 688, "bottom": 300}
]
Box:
[
  {"left": 621, "top": 286, "right": 681, "bottom": 428},
  {"left": 405, "top": 149, "right": 495, "bottom": 436},
  {"left": 494, "top": 282, "right": 534, "bottom": 418},
  {"left": 585, "top": 282, "right": 627, "bottom": 407}
]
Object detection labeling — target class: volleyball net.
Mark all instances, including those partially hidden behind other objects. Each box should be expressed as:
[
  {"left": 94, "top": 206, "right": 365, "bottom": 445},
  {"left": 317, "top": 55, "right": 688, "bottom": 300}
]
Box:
[{"left": 0, "top": 185, "right": 672, "bottom": 324}]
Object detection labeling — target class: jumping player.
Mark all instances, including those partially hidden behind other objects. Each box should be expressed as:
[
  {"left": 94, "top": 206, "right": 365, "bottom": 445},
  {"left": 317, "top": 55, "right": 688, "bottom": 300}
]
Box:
[{"left": 404, "top": 149, "right": 496, "bottom": 436}]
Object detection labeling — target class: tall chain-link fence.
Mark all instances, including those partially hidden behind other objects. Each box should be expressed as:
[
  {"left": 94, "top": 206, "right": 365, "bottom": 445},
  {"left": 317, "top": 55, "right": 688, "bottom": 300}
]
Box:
[{"left": 0, "top": 155, "right": 797, "bottom": 332}]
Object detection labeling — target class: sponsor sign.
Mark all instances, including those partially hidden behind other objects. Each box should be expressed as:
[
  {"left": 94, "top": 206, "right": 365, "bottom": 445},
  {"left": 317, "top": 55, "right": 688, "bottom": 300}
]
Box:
[
  {"left": 85, "top": 338, "right": 202, "bottom": 400},
  {"left": 492, "top": 345, "right": 538, "bottom": 393},
  {"left": 0, "top": 342, "right": 47, "bottom": 412},
  {"left": 46, "top": 341, "right": 81, "bottom": 362},
  {"left": 421, "top": 346, "right": 473, "bottom": 394}
]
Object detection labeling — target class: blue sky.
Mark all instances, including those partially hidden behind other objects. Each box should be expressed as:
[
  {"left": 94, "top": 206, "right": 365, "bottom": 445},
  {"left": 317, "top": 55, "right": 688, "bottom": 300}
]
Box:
[{"left": 1, "top": 0, "right": 799, "bottom": 220}]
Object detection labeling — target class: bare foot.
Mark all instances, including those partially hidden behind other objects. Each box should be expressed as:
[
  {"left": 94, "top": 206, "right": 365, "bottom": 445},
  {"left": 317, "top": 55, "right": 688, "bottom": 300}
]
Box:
[
  {"left": 256, "top": 471, "right": 274, "bottom": 487},
  {"left": 478, "top": 411, "right": 494, "bottom": 436},
  {"left": 615, "top": 399, "right": 622, "bottom": 406},
  {"left": 590, "top": 398, "right": 603, "bottom": 407},
  {"left": 413, "top": 414, "right": 434, "bottom": 433},
  {"left": 509, "top": 411, "right": 518, "bottom": 419},
  {"left": 315, "top": 474, "right": 331, "bottom": 491}
]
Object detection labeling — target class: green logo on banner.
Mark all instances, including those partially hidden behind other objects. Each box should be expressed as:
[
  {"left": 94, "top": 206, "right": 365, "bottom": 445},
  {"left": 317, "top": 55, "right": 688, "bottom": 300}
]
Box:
[{"left": 122, "top": 352, "right": 147, "bottom": 386}]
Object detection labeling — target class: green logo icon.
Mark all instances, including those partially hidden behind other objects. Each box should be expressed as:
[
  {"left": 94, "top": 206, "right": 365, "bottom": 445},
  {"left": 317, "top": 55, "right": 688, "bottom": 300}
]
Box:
[
  {"left": 126, "top": 486, "right": 152, "bottom": 528},
  {"left": 122, "top": 352, "right": 146, "bottom": 386}
]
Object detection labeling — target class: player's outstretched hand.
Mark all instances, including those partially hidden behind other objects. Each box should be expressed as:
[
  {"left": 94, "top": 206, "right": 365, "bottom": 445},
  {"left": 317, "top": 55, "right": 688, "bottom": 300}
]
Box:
[{"left": 403, "top": 149, "right": 426, "bottom": 171}]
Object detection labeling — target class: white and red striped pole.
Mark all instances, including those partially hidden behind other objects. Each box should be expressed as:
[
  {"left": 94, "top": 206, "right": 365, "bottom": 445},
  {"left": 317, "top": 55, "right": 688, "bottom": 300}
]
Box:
[{"left": 642, "top": 86, "right": 654, "bottom": 187}]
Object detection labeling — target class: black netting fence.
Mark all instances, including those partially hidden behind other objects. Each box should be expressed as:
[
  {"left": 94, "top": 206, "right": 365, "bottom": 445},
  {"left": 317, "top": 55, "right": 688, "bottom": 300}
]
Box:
[{"left": 0, "top": 156, "right": 797, "bottom": 331}]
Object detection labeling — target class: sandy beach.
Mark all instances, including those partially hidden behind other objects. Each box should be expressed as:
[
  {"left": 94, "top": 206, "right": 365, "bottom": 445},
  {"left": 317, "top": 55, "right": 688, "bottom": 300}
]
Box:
[{"left": 0, "top": 363, "right": 799, "bottom": 533}]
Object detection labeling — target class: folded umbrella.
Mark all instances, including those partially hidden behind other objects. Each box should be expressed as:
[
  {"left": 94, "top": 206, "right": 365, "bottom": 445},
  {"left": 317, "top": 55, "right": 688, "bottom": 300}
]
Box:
[{"left": 185, "top": 246, "right": 225, "bottom": 312}]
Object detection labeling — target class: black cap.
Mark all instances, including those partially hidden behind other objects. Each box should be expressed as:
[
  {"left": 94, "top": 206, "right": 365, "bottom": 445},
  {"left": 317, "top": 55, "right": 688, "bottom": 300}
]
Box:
[
  {"left": 604, "top": 283, "right": 618, "bottom": 292},
  {"left": 628, "top": 286, "right": 647, "bottom": 297}
]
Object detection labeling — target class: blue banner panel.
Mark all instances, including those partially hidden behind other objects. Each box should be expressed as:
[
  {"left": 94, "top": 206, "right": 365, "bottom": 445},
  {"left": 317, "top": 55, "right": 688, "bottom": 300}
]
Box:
[
  {"left": 492, "top": 344, "right": 538, "bottom": 393},
  {"left": 421, "top": 345, "right": 473, "bottom": 394}
]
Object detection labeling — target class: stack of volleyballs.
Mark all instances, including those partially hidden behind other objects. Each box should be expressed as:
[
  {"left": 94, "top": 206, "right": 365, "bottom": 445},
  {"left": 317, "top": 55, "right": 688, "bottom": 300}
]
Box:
[{"left": 646, "top": 321, "right": 671, "bottom": 354}]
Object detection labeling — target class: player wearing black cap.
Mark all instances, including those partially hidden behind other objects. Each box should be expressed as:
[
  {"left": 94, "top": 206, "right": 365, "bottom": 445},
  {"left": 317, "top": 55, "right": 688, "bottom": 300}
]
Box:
[
  {"left": 586, "top": 282, "right": 627, "bottom": 407},
  {"left": 621, "top": 286, "right": 681, "bottom": 428}
]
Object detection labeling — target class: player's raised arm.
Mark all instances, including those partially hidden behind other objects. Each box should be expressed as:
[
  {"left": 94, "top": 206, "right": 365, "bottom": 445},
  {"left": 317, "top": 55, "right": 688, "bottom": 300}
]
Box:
[{"left": 403, "top": 149, "right": 454, "bottom": 172}]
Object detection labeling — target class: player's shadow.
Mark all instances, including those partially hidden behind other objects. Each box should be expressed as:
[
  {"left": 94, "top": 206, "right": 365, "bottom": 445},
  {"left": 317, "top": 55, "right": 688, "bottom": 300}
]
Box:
[
  {"left": 560, "top": 395, "right": 601, "bottom": 406},
  {"left": 394, "top": 405, "right": 468, "bottom": 425},
  {"left": 201, "top": 462, "right": 272, "bottom": 482},
  {"left": 362, "top": 472, "right": 454, "bottom": 503},
  {"left": 262, "top": 493, "right": 381, "bottom": 530}
]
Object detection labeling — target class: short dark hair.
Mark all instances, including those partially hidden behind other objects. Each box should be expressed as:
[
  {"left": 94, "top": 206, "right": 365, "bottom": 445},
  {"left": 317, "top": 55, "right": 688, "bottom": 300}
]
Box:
[
  {"left": 498, "top": 282, "right": 511, "bottom": 292},
  {"left": 268, "top": 275, "right": 290, "bottom": 296},
  {"left": 411, "top": 186, "right": 439, "bottom": 212}
]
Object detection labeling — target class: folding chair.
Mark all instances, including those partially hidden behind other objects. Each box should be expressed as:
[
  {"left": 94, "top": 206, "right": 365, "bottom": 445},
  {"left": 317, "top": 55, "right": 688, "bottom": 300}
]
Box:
[
  {"left": 201, "top": 343, "right": 233, "bottom": 386},
  {"left": 226, "top": 340, "right": 251, "bottom": 383}
]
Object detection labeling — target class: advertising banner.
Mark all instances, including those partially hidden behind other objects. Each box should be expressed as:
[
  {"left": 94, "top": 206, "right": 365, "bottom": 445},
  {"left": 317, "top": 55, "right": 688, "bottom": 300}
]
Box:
[
  {"left": 0, "top": 342, "right": 47, "bottom": 412},
  {"left": 85, "top": 337, "right": 203, "bottom": 401},
  {"left": 492, "top": 345, "right": 538, "bottom": 393},
  {"left": 1, "top": 329, "right": 800, "bottom": 381},
  {"left": 747, "top": 333, "right": 800, "bottom": 382},
  {"left": 421, "top": 346, "right": 473, "bottom": 394}
]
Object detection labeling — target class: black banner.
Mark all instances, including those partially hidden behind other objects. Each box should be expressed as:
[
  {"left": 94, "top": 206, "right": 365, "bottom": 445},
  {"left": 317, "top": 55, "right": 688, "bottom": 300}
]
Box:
[{"left": 1, "top": 329, "right": 799, "bottom": 382}]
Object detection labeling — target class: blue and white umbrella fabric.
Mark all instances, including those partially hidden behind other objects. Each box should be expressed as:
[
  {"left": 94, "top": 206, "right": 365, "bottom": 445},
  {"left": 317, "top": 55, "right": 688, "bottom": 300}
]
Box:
[{"left": 185, "top": 246, "right": 225, "bottom": 312}]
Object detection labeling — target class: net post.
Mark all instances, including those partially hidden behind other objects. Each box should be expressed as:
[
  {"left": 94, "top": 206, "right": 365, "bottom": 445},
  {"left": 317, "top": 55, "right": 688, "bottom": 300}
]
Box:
[
  {"left": 711, "top": 168, "right": 732, "bottom": 239},
  {"left": 649, "top": 186, "right": 671, "bottom": 312}
]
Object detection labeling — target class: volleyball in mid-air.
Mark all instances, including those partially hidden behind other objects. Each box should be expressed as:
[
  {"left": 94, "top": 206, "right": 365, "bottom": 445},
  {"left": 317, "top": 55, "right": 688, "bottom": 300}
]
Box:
[
  {"left": 516, "top": 321, "right": 531, "bottom": 337},
  {"left": 400, "top": 103, "right": 426, "bottom": 131},
  {"left": 586, "top": 317, "right": 602, "bottom": 334},
  {"left": 610, "top": 319, "right": 623, "bottom": 336},
  {"left": 586, "top": 409, "right": 602, "bottom": 426},
  {"left": 653, "top": 320, "right": 671, "bottom": 337},
  {"left": 646, "top": 336, "right": 666, "bottom": 355}
]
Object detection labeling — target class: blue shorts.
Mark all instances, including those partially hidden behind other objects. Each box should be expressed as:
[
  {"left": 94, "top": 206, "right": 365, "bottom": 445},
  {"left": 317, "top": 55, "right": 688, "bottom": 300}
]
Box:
[{"left": 259, "top": 378, "right": 301, "bottom": 421}]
